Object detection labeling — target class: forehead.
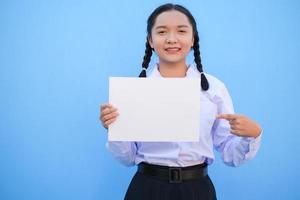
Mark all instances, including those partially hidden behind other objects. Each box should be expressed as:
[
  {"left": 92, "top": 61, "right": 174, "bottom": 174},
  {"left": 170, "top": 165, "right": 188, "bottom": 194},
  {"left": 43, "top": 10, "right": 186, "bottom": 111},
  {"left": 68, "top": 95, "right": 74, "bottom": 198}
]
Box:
[{"left": 153, "top": 10, "right": 192, "bottom": 28}]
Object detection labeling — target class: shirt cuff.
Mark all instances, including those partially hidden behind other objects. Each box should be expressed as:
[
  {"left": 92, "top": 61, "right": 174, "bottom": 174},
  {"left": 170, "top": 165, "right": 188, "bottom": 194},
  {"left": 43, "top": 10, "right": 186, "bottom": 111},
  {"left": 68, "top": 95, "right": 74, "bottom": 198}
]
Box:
[{"left": 239, "top": 131, "right": 262, "bottom": 160}]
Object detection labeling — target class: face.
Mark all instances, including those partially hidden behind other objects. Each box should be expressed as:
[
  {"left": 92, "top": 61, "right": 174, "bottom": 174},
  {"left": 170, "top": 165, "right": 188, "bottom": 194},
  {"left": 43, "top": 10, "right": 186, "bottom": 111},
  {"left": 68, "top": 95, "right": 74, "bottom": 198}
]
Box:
[{"left": 149, "top": 10, "right": 194, "bottom": 66}]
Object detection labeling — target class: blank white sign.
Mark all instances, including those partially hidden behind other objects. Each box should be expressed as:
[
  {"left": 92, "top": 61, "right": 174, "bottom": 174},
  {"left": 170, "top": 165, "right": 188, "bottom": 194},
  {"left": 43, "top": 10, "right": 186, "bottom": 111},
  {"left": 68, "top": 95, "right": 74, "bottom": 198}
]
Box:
[{"left": 108, "top": 77, "right": 200, "bottom": 142}]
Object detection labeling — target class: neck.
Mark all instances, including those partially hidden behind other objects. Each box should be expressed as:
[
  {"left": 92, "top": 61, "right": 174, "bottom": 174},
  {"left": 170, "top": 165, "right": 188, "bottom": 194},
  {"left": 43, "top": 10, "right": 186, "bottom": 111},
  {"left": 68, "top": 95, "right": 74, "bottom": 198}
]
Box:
[{"left": 158, "top": 61, "right": 188, "bottom": 77}]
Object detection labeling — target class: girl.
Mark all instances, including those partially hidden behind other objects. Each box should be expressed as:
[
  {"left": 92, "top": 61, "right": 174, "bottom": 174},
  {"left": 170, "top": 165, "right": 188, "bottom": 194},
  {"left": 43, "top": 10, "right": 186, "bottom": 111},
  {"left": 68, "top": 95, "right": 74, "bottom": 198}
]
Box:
[{"left": 100, "top": 3, "right": 262, "bottom": 200}]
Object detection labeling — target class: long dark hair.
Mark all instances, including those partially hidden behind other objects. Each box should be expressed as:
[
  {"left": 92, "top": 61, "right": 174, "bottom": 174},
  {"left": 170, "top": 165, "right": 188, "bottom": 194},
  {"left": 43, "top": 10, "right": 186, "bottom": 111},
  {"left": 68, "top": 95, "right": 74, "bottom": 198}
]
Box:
[{"left": 138, "top": 3, "right": 209, "bottom": 91}]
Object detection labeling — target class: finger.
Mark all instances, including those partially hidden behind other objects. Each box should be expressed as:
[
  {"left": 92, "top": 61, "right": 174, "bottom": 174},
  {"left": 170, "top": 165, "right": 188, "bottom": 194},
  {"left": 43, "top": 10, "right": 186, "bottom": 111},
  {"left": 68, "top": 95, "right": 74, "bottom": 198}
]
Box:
[
  {"left": 101, "top": 110, "right": 119, "bottom": 121},
  {"left": 229, "top": 119, "right": 240, "bottom": 125},
  {"left": 101, "top": 107, "right": 118, "bottom": 117},
  {"left": 230, "top": 124, "right": 240, "bottom": 130},
  {"left": 216, "top": 114, "right": 238, "bottom": 121},
  {"left": 229, "top": 119, "right": 236, "bottom": 125},
  {"left": 100, "top": 103, "right": 109, "bottom": 110},
  {"left": 102, "top": 111, "right": 119, "bottom": 121},
  {"left": 230, "top": 124, "right": 236, "bottom": 130},
  {"left": 230, "top": 129, "right": 241, "bottom": 136},
  {"left": 100, "top": 103, "right": 113, "bottom": 111},
  {"left": 101, "top": 103, "right": 118, "bottom": 113},
  {"left": 104, "top": 117, "right": 117, "bottom": 128},
  {"left": 101, "top": 107, "right": 111, "bottom": 115}
]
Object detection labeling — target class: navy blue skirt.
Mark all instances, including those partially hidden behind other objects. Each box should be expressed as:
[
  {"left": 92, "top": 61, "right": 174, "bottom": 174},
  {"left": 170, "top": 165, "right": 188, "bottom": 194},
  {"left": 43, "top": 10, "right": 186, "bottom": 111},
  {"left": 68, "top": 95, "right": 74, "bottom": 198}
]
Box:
[{"left": 124, "top": 170, "right": 217, "bottom": 200}]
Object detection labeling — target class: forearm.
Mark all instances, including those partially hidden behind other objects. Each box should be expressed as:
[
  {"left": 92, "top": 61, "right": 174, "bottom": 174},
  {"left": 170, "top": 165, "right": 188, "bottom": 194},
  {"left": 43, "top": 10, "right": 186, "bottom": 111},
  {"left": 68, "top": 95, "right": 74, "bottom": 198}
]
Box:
[
  {"left": 106, "top": 141, "right": 137, "bottom": 166},
  {"left": 217, "top": 133, "right": 262, "bottom": 167}
]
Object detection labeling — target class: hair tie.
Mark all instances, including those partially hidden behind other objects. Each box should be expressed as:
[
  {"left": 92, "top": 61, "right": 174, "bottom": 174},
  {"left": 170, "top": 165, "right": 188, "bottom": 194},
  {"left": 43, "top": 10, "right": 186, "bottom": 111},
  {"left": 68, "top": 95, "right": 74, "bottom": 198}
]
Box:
[{"left": 142, "top": 68, "right": 147, "bottom": 71}]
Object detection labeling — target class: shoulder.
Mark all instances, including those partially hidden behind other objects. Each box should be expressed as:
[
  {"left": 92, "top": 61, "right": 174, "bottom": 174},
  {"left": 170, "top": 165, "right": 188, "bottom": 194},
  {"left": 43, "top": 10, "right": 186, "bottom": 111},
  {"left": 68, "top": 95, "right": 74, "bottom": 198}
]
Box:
[
  {"left": 203, "top": 73, "right": 234, "bottom": 106},
  {"left": 188, "top": 65, "right": 227, "bottom": 92},
  {"left": 187, "top": 65, "right": 232, "bottom": 103},
  {"left": 204, "top": 73, "right": 226, "bottom": 90}
]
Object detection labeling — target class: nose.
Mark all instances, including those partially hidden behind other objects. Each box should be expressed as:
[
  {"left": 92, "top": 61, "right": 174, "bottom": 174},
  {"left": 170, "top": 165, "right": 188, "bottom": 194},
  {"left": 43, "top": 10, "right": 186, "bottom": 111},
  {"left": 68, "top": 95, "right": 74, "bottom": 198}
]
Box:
[{"left": 166, "top": 32, "right": 178, "bottom": 44}]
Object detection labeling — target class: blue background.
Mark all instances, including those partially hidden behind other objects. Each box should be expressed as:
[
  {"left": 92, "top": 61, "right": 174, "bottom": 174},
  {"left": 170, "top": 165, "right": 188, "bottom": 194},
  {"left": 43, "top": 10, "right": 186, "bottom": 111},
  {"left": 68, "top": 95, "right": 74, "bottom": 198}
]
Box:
[{"left": 1, "top": 0, "right": 299, "bottom": 199}]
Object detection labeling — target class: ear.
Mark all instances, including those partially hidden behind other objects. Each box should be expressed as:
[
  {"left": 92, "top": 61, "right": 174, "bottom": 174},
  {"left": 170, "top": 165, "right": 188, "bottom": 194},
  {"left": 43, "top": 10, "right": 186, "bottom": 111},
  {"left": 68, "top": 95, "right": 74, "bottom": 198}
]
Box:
[
  {"left": 191, "top": 36, "right": 194, "bottom": 48},
  {"left": 148, "top": 36, "right": 154, "bottom": 48}
]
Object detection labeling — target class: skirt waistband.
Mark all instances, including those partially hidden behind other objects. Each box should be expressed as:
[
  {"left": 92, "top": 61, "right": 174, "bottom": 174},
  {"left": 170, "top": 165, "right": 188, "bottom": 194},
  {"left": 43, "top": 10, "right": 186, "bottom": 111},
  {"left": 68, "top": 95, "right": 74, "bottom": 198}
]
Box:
[{"left": 137, "top": 162, "right": 208, "bottom": 183}]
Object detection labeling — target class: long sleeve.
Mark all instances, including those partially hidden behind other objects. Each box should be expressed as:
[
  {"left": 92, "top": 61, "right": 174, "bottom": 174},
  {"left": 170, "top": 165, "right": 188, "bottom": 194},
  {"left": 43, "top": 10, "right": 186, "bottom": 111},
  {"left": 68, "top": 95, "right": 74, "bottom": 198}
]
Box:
[
  {"left": 106, "top": 141, "right": 137, "bottom": 166},
  {"left": 104, "top": 66, "right": 261, "bottom": 168},
  {"left": 211, "top": 83, "right": 262, "bottom": 167}
]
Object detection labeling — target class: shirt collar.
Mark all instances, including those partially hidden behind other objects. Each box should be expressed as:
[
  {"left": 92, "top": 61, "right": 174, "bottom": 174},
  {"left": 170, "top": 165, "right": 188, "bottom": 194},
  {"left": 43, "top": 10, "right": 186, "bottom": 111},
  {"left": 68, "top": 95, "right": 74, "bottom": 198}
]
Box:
[{"left": 148, "top": 63, "right": 201, "bottom": 78}]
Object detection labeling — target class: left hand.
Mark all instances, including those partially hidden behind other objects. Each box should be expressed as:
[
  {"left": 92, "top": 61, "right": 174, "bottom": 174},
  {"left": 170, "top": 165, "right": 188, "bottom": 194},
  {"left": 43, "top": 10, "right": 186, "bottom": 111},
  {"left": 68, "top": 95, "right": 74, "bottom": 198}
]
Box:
[{"left": 216, "top": 114, "right": 262, "bottom": 138}]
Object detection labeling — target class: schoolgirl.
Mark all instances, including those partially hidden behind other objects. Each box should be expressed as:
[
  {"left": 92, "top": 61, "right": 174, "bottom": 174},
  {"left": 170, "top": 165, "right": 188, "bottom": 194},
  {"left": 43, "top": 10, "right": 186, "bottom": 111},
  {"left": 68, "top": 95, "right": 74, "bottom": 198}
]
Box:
[{"left": 100, "top": 3, "right": 262, "bottom": 200}]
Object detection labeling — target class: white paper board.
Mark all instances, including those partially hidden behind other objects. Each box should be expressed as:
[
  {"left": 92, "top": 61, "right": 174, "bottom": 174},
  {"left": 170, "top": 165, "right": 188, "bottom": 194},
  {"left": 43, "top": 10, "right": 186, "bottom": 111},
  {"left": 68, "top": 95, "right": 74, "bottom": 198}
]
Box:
[{"left": 108, "top": 77, "right": 200, "bottom": 142}]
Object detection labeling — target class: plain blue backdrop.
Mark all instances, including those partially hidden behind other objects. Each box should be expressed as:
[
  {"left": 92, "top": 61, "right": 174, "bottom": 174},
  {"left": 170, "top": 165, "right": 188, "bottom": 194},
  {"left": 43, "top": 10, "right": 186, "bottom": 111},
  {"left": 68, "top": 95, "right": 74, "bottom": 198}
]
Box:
[{"left": 1, "top": 0, "right": 299, "bottom": 199}]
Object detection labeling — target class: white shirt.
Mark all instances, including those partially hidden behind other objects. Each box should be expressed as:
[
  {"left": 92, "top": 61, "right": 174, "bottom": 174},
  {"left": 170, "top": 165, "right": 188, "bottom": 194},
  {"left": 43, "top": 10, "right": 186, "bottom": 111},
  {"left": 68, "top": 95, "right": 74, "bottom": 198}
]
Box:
[{"left": 106, "top": 64, "right": 262, "bottom": 167}]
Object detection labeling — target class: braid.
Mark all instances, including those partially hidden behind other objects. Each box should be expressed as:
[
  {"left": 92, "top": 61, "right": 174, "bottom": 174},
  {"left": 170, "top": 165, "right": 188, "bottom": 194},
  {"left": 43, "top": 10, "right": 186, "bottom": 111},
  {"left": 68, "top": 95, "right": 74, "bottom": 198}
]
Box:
[
  {"left": 193, "top": 31, "right": 209, "bottom": 91},
  {"left": 139, "top": 39, "right": 153, "bottom": 77}
]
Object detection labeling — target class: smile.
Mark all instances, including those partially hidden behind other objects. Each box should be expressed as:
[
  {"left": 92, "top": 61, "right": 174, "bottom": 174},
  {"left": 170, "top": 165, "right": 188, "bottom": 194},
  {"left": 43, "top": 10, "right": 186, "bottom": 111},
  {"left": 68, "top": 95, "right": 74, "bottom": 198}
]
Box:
[{"left": 165, "top": 47, "right": 181, "bottom": 54}]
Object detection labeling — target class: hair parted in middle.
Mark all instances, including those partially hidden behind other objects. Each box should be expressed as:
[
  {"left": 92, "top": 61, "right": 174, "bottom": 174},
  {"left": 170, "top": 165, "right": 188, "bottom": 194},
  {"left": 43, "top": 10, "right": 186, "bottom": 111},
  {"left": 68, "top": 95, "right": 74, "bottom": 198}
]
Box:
[{"left": 138, "top": 3, "right": 209, "bottom": 91}]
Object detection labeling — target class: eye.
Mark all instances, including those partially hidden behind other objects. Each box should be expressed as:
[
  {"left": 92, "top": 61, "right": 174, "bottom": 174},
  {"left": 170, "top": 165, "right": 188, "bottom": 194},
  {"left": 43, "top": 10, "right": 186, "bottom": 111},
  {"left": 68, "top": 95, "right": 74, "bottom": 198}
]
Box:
[
  {"left": 178, "top": 30, "right": 187, "bottom": 33},
  {"left": 157, "top": 30, "right": 166, "bottom": 34}
]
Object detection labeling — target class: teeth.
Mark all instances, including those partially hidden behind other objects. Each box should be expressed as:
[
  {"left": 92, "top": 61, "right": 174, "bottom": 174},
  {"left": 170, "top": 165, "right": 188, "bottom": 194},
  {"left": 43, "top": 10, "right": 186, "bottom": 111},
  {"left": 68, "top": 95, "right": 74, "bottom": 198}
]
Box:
[{"left": 166, "top": 48, "right": 180, "bottom": 51}]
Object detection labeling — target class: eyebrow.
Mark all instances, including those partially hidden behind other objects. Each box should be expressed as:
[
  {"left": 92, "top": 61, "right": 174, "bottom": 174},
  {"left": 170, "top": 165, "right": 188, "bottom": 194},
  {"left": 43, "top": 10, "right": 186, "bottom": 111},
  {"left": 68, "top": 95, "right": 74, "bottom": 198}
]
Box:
[{"left": 155, "top": 25, "right": 190, "bottom": 29}]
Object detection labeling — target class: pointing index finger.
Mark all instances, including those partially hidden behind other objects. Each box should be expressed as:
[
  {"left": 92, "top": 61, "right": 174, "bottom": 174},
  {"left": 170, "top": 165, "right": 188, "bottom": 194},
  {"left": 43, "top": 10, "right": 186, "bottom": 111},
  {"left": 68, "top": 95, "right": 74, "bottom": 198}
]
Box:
[{"left": 100, "top": 103, "right": 112, "bottom": 110}]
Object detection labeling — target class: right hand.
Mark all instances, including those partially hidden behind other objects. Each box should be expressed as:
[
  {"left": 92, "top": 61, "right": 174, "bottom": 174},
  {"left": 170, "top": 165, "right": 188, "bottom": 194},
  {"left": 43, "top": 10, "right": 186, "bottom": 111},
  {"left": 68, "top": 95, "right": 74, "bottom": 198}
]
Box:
[{"left": 99, "top": 103, "right": 119, "bottom": 129}]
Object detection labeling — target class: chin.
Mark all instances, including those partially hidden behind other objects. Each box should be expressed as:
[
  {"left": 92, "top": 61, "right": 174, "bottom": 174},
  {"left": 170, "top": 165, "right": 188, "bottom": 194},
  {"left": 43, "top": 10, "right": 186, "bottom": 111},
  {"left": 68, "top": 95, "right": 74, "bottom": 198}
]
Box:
[
  {"left": 163, "top": 54, "right": 189, "bottom": 63},
  {"left": 164, "top": 57, "right": 186, "bottom": 63}
]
